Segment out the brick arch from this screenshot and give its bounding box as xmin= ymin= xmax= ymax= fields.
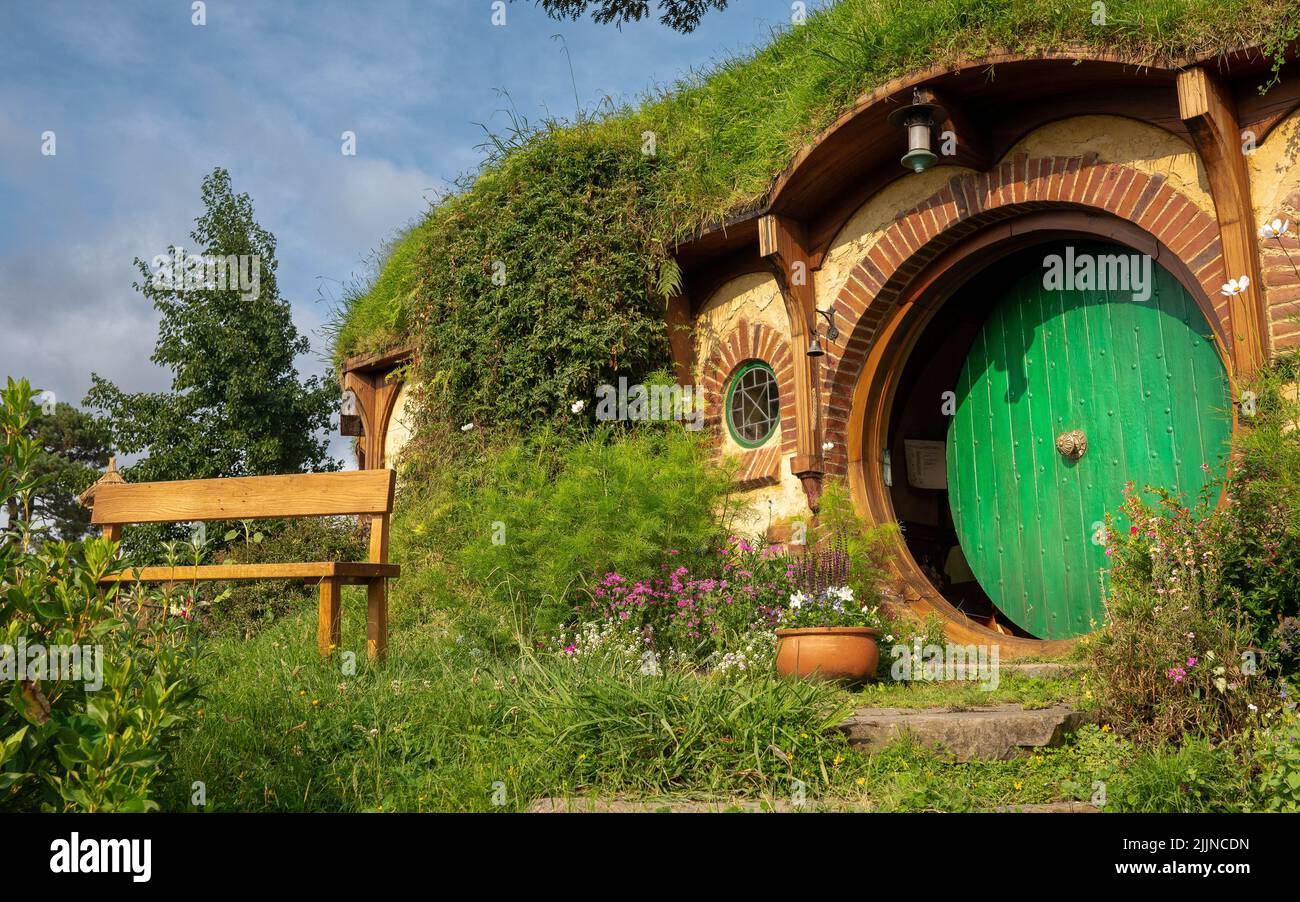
xmin=819 ymin=152 xmax=1231 ymax=478
xmin=699 ymin=320 xmax=797 ymax=486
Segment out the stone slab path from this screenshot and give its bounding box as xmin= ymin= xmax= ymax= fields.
xmin=839 ymin=703 xmax=1091 ymax=761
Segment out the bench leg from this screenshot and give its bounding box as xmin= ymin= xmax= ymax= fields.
xmin=318 ymin=578 xmax=341 ymax=657
xmin=367 ymin=579 xmax=388 ymax=662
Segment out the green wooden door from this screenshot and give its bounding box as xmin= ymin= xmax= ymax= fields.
xmin=946 ymin=241 xmax=1232 ymax=639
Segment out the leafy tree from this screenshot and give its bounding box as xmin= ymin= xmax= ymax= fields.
xmin=86 ymin=168 xmax=337 ymax=485
xmin=16 ymin=401 xmax=110 ymax=541
xmin=524 ymin=0 xmax=729 ymax=32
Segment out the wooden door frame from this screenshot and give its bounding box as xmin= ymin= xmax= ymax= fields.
xmin=847 ymin=209 xmax=1236 ymax=656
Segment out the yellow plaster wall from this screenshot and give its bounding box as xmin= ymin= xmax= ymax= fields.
xmin=382 ymin=381 xmax=416 ymax=468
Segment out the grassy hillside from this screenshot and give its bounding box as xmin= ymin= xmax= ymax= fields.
xmin=332 ymin=0 xmax=1298 ymax=379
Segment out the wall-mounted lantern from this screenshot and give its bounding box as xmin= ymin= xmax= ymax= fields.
xmin=886 ymin=89 xmax=947 ymax=174
xmin=806 ymin=305 xmax=839 ymax=358
xmin=340 ymin=388 xmax=364 ymax=437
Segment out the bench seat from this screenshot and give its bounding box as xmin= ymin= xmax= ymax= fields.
xmin=100 ymin=561 xmax=400 ymax=585
xmin=89 ymin=468 xmax=399 ymax=660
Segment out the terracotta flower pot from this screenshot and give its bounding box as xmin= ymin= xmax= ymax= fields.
xmin=775 ymin=626 xmax=880 ymax=682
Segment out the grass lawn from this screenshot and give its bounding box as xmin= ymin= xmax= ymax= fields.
xmin=158 ymin=591 xmax=1125 ymax=813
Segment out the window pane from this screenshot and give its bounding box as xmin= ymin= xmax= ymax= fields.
xmin=727 ymin=363 xmax=779 ymax=446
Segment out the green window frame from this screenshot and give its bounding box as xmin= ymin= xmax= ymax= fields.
xmin=725 ymin=360 xmax=780 ymax=448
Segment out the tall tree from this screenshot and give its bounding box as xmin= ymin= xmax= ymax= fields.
xmin=86 ymin=168 xmax=337 ymax=485
xmin=29 ymin=401 xmax=111 ymax=540
xmin=524 ymin=0 xmax=729 ymax=32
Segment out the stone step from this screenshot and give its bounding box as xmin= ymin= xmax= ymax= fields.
xmin=528 ymin=797 xmax=797 ymax=813
xmin=922 ymin=661 xmax=1081 ymax=681
xmin=528 ymin=796 xmax=1100 ymax=813
xmin=839 ymin=703 xmax=1091 ymax=761
xmin=992 ymin=801 xmax=1101 ymax=813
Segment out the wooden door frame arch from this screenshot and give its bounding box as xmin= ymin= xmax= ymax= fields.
xmin=846 ymin=209 xmax=1237 ymax=656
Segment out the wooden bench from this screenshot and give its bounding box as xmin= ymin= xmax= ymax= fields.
xmin=90 ymin=469 xmax=398 ymax=661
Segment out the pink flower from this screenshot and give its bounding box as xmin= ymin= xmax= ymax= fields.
xmin=1186 ymin=657 xmax=1197 ymax=668
xmin=1166 ymin=667 xmax=1186 ymax=683
xmin=563 ymin=645 xmax=577 ymax=656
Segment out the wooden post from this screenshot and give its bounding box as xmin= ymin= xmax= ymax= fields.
xmin=101 ymin=524 xmax=121 ymax=543
xmin=318 ymin=578 xmax=341 ymax=657
xmin=1177 ymin=66 xmax=1267 ymax=375
xmin=366 ymin=512 xmax=390 ymax=661
xmin=665 ymin=289 xmax=696 ymax=387
xmin=759 ymin=213 xmax=824 ymax=508
xmin=367 ymin=580 xmax=388 ymax=662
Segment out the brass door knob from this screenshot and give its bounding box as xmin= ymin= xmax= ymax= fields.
xmin=1055 ymin=429 xmax=1087 ymax=461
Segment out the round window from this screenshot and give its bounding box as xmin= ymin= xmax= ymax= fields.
xmin=726 ymin=361 xmax=780 ymax=448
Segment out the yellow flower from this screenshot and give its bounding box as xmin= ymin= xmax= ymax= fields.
xmin=311 ymin=699 xmax=320 ymax=706
xmin=578 ymin=753 xmax=587 ymax=762
xmin=833 ymin=755 xmax=844 ymax=766
xmin=799 ymin=732 xmax=809 ymax=739
xmin=855 ymin=777 xmax=866 ymax=786
xmin=1014 ymin=781 xmax=1023 ymax=790
xmin=1101 ymin=724 xmax=1111 ymax=733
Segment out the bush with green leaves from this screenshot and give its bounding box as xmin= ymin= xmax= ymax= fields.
xmin=1215 ymin=355 xmax=1300 ymax=663
xmin=1249 ymin=694 xmax=1300 ymax=812
xmin=1091 ymin=480 xmax=1273 ymax=742
xmin=176 ymin=517 xmax=364 ymax=640
xmin=1 ymin=378 xmax=200 ymax=811
xmin=396 ymin=424 xmax=733 ymax=637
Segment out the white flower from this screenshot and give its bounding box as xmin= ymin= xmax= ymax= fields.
xmin=571 ymin=399 xmax=585 ymax=414
xmin=789 ymin=591 xmax=810 ymax=610
xmin=1220 ymin=276 xmax=1250 ymax=297
xmin=1259 ymin=218 xmax=1291 ymax=239
xmin=821 ymin=441 xmax=835 ymax=452
xmin=1248 ymin=703 xmax=1259 ymax=713
xmin=460 ymin=422 xmax=475 ymax=432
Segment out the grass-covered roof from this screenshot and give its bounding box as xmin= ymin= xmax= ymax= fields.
xmin=332 ymin=0 xmax=1297 ymax=436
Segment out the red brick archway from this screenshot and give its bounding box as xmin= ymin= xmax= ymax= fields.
xmin=819 ymin=152 xmax=1231 ymax=479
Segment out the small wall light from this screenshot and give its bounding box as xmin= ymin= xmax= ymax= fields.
xmin=886 ymin=89 xmax=947 ymax=174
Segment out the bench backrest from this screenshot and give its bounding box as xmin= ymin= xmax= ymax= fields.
xmin=91 ymin=469 xmax=397 ymax=562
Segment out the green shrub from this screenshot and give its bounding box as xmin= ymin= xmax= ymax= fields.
xmin=1249 ymin=697 xmax=1300 ymax=812
xmin=1092 ymin=480 xmax=1272 ymax=742
xmin=396 ymin=425 xmax=733 ymax=637
xmin=1216 ymin=357 xmax=1300 ymax=663
xmin=1 ymin=378 xmax=200 ymax=811
xmin=201 ymin=517 xmax=366 ymax=640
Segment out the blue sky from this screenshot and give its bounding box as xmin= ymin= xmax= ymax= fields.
xmin=0 ymin=0 xmax=813 ymax=464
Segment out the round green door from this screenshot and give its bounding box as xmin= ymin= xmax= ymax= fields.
xmin=946 ymin=241 xmax=1232 ymax=639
